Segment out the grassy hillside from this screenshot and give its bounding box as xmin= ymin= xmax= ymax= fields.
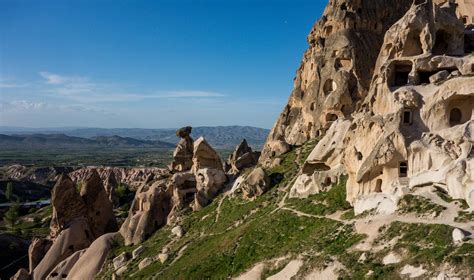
xmin=96 ymin=143 xmax=474 ymax=279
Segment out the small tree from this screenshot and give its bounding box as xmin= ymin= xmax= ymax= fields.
xmin=3 ymin=202 xmax=20 ymax=229
xmin=5 ymin=182 xmax=13 ymax=201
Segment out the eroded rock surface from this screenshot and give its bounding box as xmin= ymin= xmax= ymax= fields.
xmin=261 ymin=0 xmax=474 ymax=210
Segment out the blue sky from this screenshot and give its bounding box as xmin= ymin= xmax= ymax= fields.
xmin=0 ymin=0 xmax=326 ymax=129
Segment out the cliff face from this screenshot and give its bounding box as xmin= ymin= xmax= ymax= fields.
xmin=260 ymin=0 xmax=413 ymax=163
xmin=263 ymin=0 xmax=474 ymax=207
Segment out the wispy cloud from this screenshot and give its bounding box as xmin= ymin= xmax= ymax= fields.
xmin=0 ymin=83 xmax=28 ymax=88
xmin=37 ymin=71 xmax=225 ymax=103
xmin=155 ymin=91 xmax=225 ymax=98
xmin=0 ymin=100 xmax=112 ymax=115
xmin=39 ymin=71 xmax=87 ymax=85
xmin=0 ymin=77 xmax=28 ymax=89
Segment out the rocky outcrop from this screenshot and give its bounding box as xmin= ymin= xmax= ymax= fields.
xmin=79 ymin=170 xmax=118 ymax=238
xmin=192 ymin=137 xmax=224 ymax=172
xmin=28 ymin=238 xmax=52 ymax=273
xmin=28 ymin=172 xmax=118 ymax=279
xmin=260 ymin=0 xmax=414 ymax=165
xmin=120 ymin=136 xmax=229 ymax=244
xmin=49 ymin=175 xmax=87 ymax=239
xmin=33 ymin=218 xmax=93 ymax=280
xmin=120 ymin=179 xmax=172 ymax=245
xmin=194 ymin=168 xmax=227 ymax=210
xmin=11 ymin=268 xmax=29 ymax=280
xmin=46 ymin=249 xmax=86 ymax=279
xmin=64 ymin=232 xmax=120 ymax=279
xmin=170 ymin=126 xmax=194 ymax=172
xmin=224 ymin=139 xmax=260 ymax=175
xmin=4 ymin=165 xmax=73 ymax=186
xmin=264 ymin=0 xmax=474 ymax=210
xmin=69 ymin=166 xmax=169 ymax=192
xmin=102 ymin=169 xmax=119 ymax=206
xmin=233 ymin=167 xmax=271 ymax=199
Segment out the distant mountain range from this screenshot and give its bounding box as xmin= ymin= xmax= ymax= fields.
xmin=0 ymin=126 xmax=270 ymax=149
xmin=0 ymin=134 xmax=175 ymax=149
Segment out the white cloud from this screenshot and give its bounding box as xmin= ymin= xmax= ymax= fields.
xmin=0 ymin=83 xmax=27 ymax=88
xmin=155 ymin=91 xmax=225 ymax=98
xmin=9 ymin=100 xmax=47 ymax=110
xmin=39 ymin=71 xmax=88 ymax=85
xmin=37 ymin=71 xmax=225 ymax=103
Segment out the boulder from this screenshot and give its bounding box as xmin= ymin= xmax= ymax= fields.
xmin=429 ymin=70 xmax=450 ymax=84
xmin=79 ymin=169 xmax=118 ymax=238
xmin=382 ymin=252 xmax=401 ymax=265
xmin=452 ymin=228 xmax=466 ymax=243
xmin=158 ymin=253 xmax=169 ymax=264
xmin=132 ymin=245 xmax=144 ymax=259
xmin=139 ymin=257 xmax=154 ymax=270
xmin=120 ymin=180 xmax=172 ymax=245
xmin=171 ymin=225 xmax=185 ymax=238
xmin=113 ymin=252 xmax=131 ymax=270
xmin=240 ymin=168 xmax=271 ymax=199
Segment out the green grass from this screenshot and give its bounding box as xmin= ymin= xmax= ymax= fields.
xmin=454 ymin=211 xmax=474 ymax=223
xmin=298 ymin=138 xmax=319 ymax=165
xmin=0 ymin=205 xmax=52 ymax=239
xmin=434 ymin=186 xmax=469 ymax=209
xmin=397 ymin=194 xmax=446 ymax=217
xmin=98 ymin=174 xmax=364 ymax=280
xmin=286 ymin=176 xmax=351 ymax=216
xmin=369 ymin=221 xmax=474 ymax=276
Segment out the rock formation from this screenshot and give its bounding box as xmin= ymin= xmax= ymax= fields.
xmin=24 ymin=171 xmax=119 ymax=279
xmin=79 ymin=170 xmax=118 ymax=238
xmin=263 ymin=0 xmax=474 ymax=211
xmin=224 ymin=139 xmax=261 ymax=175
xmin=120 ymin=179 xmax=172 ymax=245
xmin=232 ymin=167 xmax=271 ymax=199
xmin=170 ymin=126 xmax=194 ymax=172
xmin=260 ymin=0 xmax=414 ymax=164
xmin=102 ymin=169 xmax=119 ymax=206
xmin=69 ymin=166 xmax=169 ymax=191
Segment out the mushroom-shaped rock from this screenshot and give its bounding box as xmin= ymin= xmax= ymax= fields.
xmin=79 ymin=169 xmax=118 ymax=238
xmin=120 ymin=180 xmax=172 ymax=245
xmin=171 ymin=126 xmax=194 ymax=172
xmin=240 ymin=167 xmax=271 ymax=199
